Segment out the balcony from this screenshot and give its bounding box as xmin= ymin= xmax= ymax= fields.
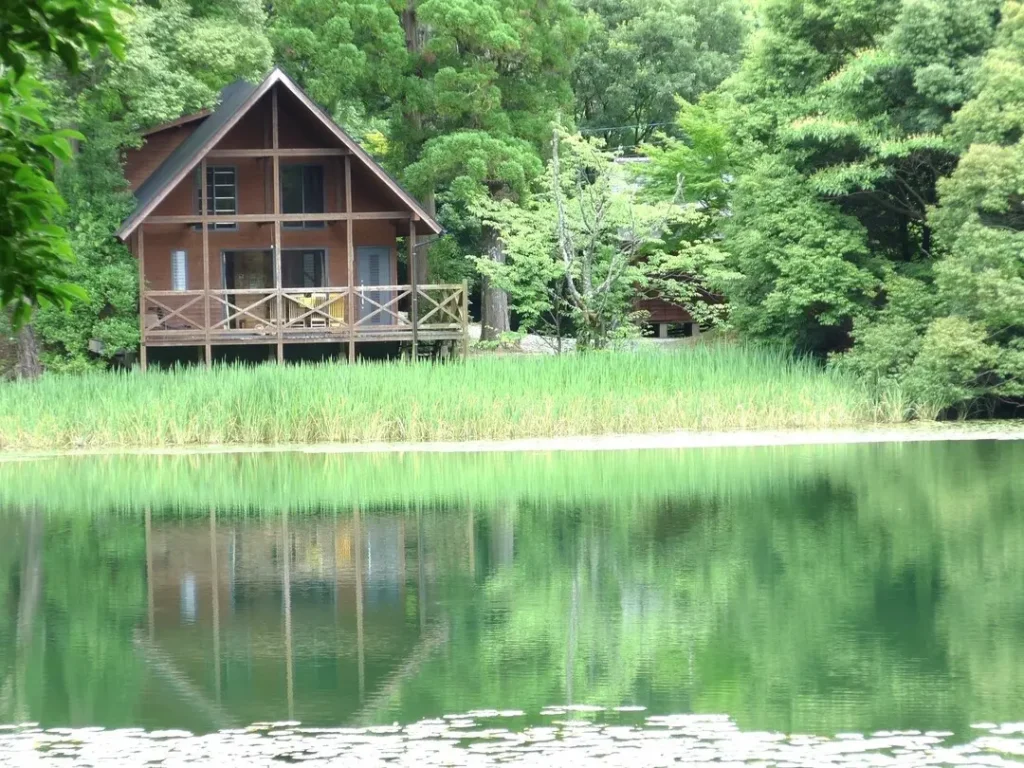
xmin=142 ymin=283 xmax=469 ymax=348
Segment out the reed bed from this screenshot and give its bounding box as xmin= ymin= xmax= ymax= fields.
xmin=0 ymin=345 xmax=903 ymax=451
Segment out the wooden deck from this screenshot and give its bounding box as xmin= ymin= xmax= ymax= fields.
xmin=142 ymin=282 xmax=469 ymax=350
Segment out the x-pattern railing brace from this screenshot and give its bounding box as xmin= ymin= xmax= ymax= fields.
xmin=209 ymin=293 xmax=277 ymax=330
xmin=354 ymin=288 xmax=412 ymax=327
xmin=416 ymin=288 xmax=462 ymax=327
xmin=144 ymin=294 xmax=204 ymax=331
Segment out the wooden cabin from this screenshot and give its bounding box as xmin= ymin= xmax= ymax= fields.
xmin=118 ymin=68 xmax=467 ymax=369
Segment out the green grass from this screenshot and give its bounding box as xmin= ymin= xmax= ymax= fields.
xmin=0 ymin=344 xmax=904 ymax=452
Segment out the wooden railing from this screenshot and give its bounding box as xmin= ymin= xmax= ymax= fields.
xmin=415 ymin=285 xmax=464 ymax=329
xmin=142 ymin=284 xmax=467 ymax=341
xmin=353 ymin=285 xmax=411 ymax=328
xmin=209 ymin=289 xmax=278 ymax=333
xmin=281 ymin=288 xmax=349 ymax=331
xmin=143 ymin=290 xmax=205 ymax=334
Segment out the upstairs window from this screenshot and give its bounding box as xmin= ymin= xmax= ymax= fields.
xmin=195 ymin=165 xmax=237 ymax=230
xmin=282 ymin=164 xmax=325 ymax=229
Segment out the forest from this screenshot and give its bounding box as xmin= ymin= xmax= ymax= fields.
xmin=1 ymin=0 xmax=1023 ymax=418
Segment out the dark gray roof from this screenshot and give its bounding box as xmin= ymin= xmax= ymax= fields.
xmin=123 ymin=79 xmax=259 ymax=235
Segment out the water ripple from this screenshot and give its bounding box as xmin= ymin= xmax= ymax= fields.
xmin=2 ymin=715 xmax=1023 ymax=767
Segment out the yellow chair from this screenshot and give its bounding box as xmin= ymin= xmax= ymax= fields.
xmin=307 ymin=292 xmax=328 ymax=328
xmin=328 ymin=293 xmax=345 ymax=326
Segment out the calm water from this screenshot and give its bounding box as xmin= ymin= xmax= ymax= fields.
xmin=1 ymin=440 xmax=1023 ymax=765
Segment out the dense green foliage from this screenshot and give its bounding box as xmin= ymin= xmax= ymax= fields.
xmin=841 ymin=0 xmax=1024 ymax=415
xmin=712 ymin=0 xmax=996 ymax=352
xmin=0 ymin=0 xmax=124 ymax=329
xmin=4 ymin=0 xmax=1023 ymax=419
xmin=573 ymin=0 xmax=747 ymax=148
xmin=0 ymin=346 xmax=898 ymax=450
xmin=682 ymin=0 xmax=1024 ymax=416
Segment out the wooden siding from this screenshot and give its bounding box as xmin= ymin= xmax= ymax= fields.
xmin=124 ymin=122 xmax=201 ymax=192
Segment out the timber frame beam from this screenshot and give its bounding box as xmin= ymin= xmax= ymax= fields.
xmin=346 ymin=154 xmax=355 ymax=362
xmin=144 ymin=212 xmax=415 ymax=225
xmin=205 ymin=148 xmax=347 ymax=159
xmin=273 ymin=86 xmax=284 ymax=363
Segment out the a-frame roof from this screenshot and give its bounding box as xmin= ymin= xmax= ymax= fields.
xmin=116 ymin=68 xmax=442 ymax=239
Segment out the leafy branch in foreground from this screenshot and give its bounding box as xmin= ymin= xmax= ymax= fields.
xmin=0 ymin=75 xmax=86 ymax=329
xmin=0 ymin=0 xmax=126 ymax=331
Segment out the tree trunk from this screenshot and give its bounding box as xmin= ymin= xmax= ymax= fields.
xmin=480 ymin=226 xmax=510 ymax=341
xmin=404 ymin=1 xmax=433 ymax=289
xmin=15 ymin=325 xmax=42 ymax=379
xmin=415 ymin=191 xmax=434 ymax=287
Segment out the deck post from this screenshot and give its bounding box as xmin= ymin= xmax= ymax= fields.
xmin=409 ymin=220 xmax=418 ymax=361
xmin=461 ymin=278 xmax=470 ymax=360
xmin=201 ymin=159 xmax=212 ymax=367
xmin=274 ymin=221 xmax=283 ymax=363
xmin=345 ymin=155 xmax=355 ymax=363
xmin=273 ymin=86 xmax=284 ymax=364
xmin=137 ymin=227 xmax=147 ymax=372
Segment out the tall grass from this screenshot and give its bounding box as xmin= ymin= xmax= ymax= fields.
xmin=0 ymin=345 xmax=902 ymax=451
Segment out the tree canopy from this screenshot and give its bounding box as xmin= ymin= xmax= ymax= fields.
xmin=573 ymin=0 xmax=748 ymax=148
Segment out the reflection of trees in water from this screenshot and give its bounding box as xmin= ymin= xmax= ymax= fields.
xmin=397 ymin=442 xmax=1024 ymax=735
xmin=0 ymin=441 xmax=1023 ymax=734
xmin=0 ymin=514 xmax=145 ymax=727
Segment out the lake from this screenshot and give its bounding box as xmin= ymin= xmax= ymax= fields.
xmin=1 ymin=440 xmax=1023 ymax=766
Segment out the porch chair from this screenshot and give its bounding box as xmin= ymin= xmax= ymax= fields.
xmin=307 ymin=292 xmax=328 ymax=328
xmin=327 ymin=293 xmax=345 ymax=327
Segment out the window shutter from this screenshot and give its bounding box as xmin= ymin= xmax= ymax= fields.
xmin=368 ymin=252 xmax=381 ymax=284
xmin=171 ymin=250 xmax=188 ymax=291
xmin=369 ymin=252 xmax=383 ymax=324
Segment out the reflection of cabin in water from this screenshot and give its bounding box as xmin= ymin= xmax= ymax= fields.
xmin=119 ymin=68 xmax=468 ymax=368
xmin=140 ymin=511 xmax=470 ymax=729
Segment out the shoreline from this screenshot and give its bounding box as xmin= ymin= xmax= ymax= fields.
xmin=2 ymin=422 xmax=1023 ymax=462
